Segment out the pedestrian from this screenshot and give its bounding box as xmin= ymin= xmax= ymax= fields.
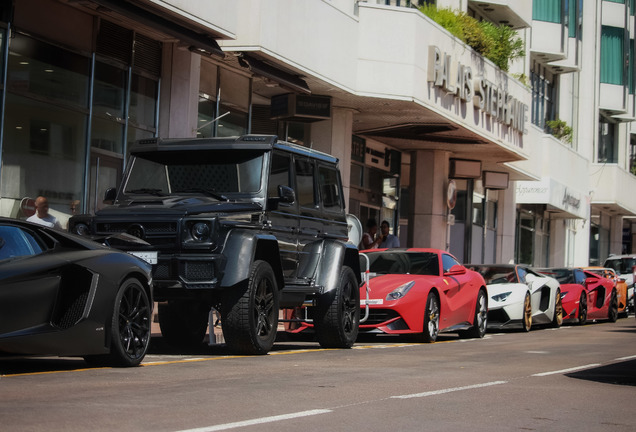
xmin=26 ymin=196 xmax=63 ymax=229
xmin=378 ymin=220 xmax=400 ymax=248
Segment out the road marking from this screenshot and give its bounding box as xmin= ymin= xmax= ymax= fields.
xmin=615 ymin=354 xmax=636 ymax=361
xmin=175 ymin=409 xmax=332 ymax=432
xmin=532 ymin=364 xmax=601 ymax=377
xmin=391 ymin=380 xmax=508 ymax=399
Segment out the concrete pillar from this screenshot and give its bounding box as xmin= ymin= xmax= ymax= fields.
xmin=496 ymin=185 xmax=517 ymax=264
xmin=159 ymin=44 xmax=201 ymax=138
xmin=408 ymin=150 xmax=449 ymax=249
xmin=609 ymin=215 xmax=624 ymax=255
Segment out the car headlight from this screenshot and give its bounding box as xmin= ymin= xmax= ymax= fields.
xmin=72 ymin=223 xmax=90 ymax=236
xmin=492 ymin=291 xmax=512 ymax=302
xmin=190 ymin=222 xmax=211 ymax=242
xmin=386 ymin=281 xmax=415 ymax=301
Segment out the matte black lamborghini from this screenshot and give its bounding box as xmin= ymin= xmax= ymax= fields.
xmin=0 ymin=217 xmax=153 ymax=367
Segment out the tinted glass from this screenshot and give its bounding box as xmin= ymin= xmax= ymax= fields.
xmin=295 ymin=159 xmax=316 ymax=208
xmin=364 ymin=252 xmax=439 ymax=276
xmin=472 ymin=266 xmax=518 ymax=284
xmin=0 ymin=225 xmax=45 ymax=260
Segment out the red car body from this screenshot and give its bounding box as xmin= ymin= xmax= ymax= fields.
xmin=358 ymin=248 xmax=488 ymax=342
xmin=537 ymin=267 xmax=618 ymax=324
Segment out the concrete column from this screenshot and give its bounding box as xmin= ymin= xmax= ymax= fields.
xmin=496 ymin=184 xmax=517 ymax=264
xmin=408 ymin=150 xmax=449 ymax=249
xmin=159 ymin=44 xmax=201 ymax=138
xmin=609 ymin=215 xmax=624 ymax=255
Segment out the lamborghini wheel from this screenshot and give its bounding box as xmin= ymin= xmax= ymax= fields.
xmin=551 ymin=290 xmax=563 ymax=328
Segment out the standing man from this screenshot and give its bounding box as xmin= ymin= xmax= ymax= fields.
xmin=379 ymin=220 xmax=400 ymax=248
xmin=27 ymin=196 xmax=63 ymax=230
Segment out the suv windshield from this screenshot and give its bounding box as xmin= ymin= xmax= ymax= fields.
xmin=123 ymin=150 xmax=265 ymax=197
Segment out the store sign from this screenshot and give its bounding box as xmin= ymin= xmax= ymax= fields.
xmin=428 ymin=46 xmax=528 ymax=134
xmin=516 ymin=178 xmax=587 ymax=219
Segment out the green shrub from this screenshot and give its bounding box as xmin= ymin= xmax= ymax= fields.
xmin=546 ymin=119 xmax=573 ymax=143
xmin=420 ymin=5 xmax=525 ymax=71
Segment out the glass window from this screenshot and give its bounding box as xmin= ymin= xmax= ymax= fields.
xmin=93 ymin=61 xmax=126 ymax=120
xmin=268 ymin=152 xmax=291 ymax=198
xmin=1 ymin=93 xmax=86 ymax=217
xmin=598 ymin=118 xmax=617 ymax=163
xmin=441 ymin=253 xmax=460 ymax=273
xmin=0 ymin=225 xmax=45 ymax=260
xmin=631 ymin=39 xmax=635 ymax=95
xmin=128 ymin=72 xmax=158 ymax=129
xmin=295 ymin=159 xmax=316 ymax=208
xmin=7 ymin=33 xmax=90 ymax=108
xmin=318 ymin=164 xmax=342 ymax=212
xmin=197 ymin=95 xmax=216 ymax=138
xmin=533 ymin=0 xmax=562 ymax=23
xmin=91 ymin=117 xmax=124 ymax=153
xmin=600 ymin=26 xmax=625 ymax=85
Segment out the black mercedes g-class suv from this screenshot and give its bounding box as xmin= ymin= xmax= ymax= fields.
xmin=69 ymin=135 xmax=361 ymax=354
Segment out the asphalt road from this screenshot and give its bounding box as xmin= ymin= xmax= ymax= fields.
xmin=1 ymin=317 xmax=635 ymax=432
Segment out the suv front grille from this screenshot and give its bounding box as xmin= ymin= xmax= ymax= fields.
xmin=182 ymin=261 xmax=215 ymax=281
xmin=96 ymin=221 xmax=178 ymax=234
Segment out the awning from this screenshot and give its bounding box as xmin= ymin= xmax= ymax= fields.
xmin=91 ymin=0 xmax=224 ymax=58
xmin=238 ymin=54 xmax=311 ymax=94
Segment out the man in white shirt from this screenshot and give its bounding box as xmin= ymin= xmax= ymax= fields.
xmin=26 ymin=196 xmax=63 ymax=230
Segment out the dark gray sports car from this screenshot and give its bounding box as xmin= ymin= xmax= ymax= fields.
xmin=0 ymin=217 xmax=153 ymax=367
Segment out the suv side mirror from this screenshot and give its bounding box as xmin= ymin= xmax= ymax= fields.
xmin=103 ymin=187 xmax=117 ymax=204
xmin=278 ymin=185 xmax=296 ymax=204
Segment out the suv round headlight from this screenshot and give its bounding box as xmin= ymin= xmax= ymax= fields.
xmin=191 ymin=222 xmax=211 ymax=242
xmin=73 ymin=223 xmax=90 ymax=236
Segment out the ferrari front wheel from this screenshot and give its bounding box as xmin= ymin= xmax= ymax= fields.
xmin=460 ymin=289 xmax=487 ymax=339
xmin=420 ymin=292 xmax=440 ymax=343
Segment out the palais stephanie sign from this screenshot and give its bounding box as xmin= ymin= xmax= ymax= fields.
xmin=428 ymin=46 xmax=528 ymax=135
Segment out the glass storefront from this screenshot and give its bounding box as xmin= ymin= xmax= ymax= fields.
xmin=0 ymin=16 xmax=161 ymax=223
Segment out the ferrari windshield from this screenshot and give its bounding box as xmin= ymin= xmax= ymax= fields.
xmin=122 ymin=149 xmax=265 ymax=197
xmin=363 ymin=251 xmax=440 ymax=276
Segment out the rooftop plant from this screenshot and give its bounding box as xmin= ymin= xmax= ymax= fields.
xmin=419 ymin=5 xmax=525 ymax=72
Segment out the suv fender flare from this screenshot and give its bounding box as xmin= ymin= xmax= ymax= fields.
xmin=219 ymin=229 xmax=284 ymax=289
xmin=314 ymin=240 xmax=361 ymax=294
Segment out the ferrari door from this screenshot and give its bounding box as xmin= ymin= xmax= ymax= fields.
xmin=440 ymin=253 xmax=473 ymax=325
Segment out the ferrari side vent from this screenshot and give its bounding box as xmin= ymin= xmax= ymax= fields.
xmin=52 ymin=266 xmax=93 ymax=330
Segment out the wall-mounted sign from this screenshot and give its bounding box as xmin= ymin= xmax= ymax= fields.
xmin=483 ymin=171 xmax=509 ymax=190
xmin=428 ymin=45 xmax=528 ymax=134
xmin=516 ymin=177 xmax=587 ymax=219
xmin=450 ymin=159 xmax=482 ymax=179
xmin=271 ymin=94 xmax=331 ymax=121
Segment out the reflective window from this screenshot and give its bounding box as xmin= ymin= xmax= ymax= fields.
xmin=129 ymin=72 xmax=158 ymax=129
xmin=0 ymin=225 xmax=45 ymax=260
xmin=318 ymin=164 xmax=342 ymax=212
xmin=295 ymin=159 xmax=317 ymax=208
xmin=7 ymin=33 xmax=90 ymax=108
xmin=442 ymin=253 xmax=460 ymax=273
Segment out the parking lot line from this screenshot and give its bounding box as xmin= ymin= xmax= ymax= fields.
xmin=175 ymin=409 xmax=332 ymax=432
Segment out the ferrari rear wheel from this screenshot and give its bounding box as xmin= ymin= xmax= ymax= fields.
xmin=522 ymin=292 xmax=532 ymax=332
xmin=608 ymin=290 xmax=618 ymax=323
xmin=551 ymin=290 xmax=563 ymax=328
xmin=460 ymin=289 xmax=487 ymax=339
xmin=85 ymin=278 xmax=152 ymax=367
xmin=577 ymin=292 xmax=587 ymax=325
xmin=421 ymin=292 xmax=440 ymax=343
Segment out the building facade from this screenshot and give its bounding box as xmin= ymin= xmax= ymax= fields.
xmin=0 ymin=0 xmax=634 ymax=267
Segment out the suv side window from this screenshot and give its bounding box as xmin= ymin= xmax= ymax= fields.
xmin=318 ymin=163 xmax=343 ymax=212
xmin=268 ymin=151 xmax=291 ymax=199
xmin=295 ymin=158 xmax=317 ymax=208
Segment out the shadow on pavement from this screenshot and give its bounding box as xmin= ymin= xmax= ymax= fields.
xmin=566 ymin=359 xmax=636 ymax=387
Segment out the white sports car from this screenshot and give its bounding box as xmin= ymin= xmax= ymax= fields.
xmin=469 ymin=264 xmax=563 ymax=331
